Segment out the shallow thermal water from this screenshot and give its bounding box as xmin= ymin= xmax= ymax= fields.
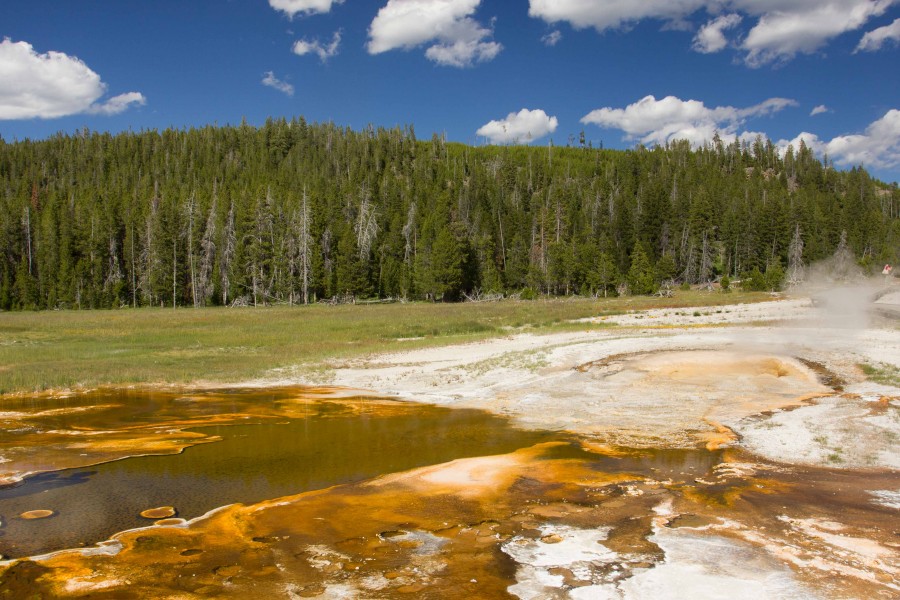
xmin=0 ymin=384 xmax=897 ymax=598
xmin=0 ymin=389 xmax=555 ymax=557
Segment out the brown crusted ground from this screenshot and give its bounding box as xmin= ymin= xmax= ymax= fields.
xmin=1 ymin=440 xmax=897 ymax=599
xmin=1 ymin=347 xmax=897 ymax=599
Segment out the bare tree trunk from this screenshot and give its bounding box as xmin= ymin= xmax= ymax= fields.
xmin=682 ymin=240 xmax=696 ymax=284
xmin=699 ymin=232 xmax=712 ymax=284
xmin=221 ymin=200 xmax=235 ymax=306
xmin=172 ymin=233 xmax=177 ymax=309
xmin=299 ymin=189 xmax=311 ymax=305
xmin=105 ymin=236 xmax=123 ymax=296
xmin=141 ymin=210 xmax=154 ymax=306
xmin=89 ymin=215 xmax=95 ymax=283
xmin=355 ymin=186 xmax=379 ymax=259
xmin=187 ymin=195 xmax=197 ymax=307
xmin=787 ymin=224 xmax=805 ymax=287
xmin=497 ymin=206 xmax=506 ymax=271
xmin=131 ymin=222 xmax=136 ymax=307
xmin=198 ymin=195 xmax=217 ymax=306
xmin=287 ymin=218 xmax=296 ymax=306
xmin=402 ymin=202 xmax=417 ymax=265
xmin=23 ymin=206 xmax=32 ymax=275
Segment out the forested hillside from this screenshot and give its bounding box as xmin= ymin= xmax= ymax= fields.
xmin=1 ymin=118 xmax=897 ymax=309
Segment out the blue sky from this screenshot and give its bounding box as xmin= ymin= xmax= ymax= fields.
xmin=2 ymin=0 xmax=899 ymax=182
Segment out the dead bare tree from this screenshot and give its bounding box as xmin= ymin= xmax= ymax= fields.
xmin=830 ymin=230 xmax=856 ymax=281
xmin=130 ymin=220 xmax=137 ymax=307
xmin=787 ymin=224 xmax=805 ymax=287
xmin=681 ymin=239 xmax=696 ymax=284
xmin=139 ymin=187 xmax=160 ymax=305
xmin=678 ymin=224 xmax=690 ymax=272
xmin=298 ymin=188 xmax=312 ymax=304
xmin=321 ymin=227 xmax=333 ymax=292
xmin=22 ymin=205 xmax=32 ymax=275
xmin=699 ymin=231 xmax=713 ymax=285
xmin=197 ymin=194 xmax=217 ymax=305
xmin=186 ymin=194 xmax=197 ymax=307
xmin=402 ymin=201 xmax=417 ymax=265
xmin=104 ymin=235 xmax=123 ymax=295
xmin=355 ymin=187 xmax=379 ymax=260
xmin=220 ymin=200 xmax=235 ymax=307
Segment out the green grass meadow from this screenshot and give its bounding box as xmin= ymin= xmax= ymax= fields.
xmin=0 ymin=291 xmax=771 ymax=395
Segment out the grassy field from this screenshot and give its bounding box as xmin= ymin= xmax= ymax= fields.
xmin=858 ymin=362 xmax=900 ymax=387
xmin=0 ymin=291 xmax=772 ymax=395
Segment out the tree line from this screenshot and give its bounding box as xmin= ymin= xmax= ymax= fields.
xmin=0 ymin=118 xmax=897 ymax=309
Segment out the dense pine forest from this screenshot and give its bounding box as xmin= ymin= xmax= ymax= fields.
xmin=0 ymin=118 xmax=897 ymax=310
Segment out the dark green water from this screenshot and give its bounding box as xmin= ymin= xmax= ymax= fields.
xmin=0 ymin=387 xmax=727 ymax=560
xmin=0 ymin=400 xmax=553 ymax=558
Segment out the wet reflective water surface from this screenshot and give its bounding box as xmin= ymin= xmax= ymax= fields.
xmin=0 ymin=387 xmax=555 ymax=557
xmin=0 ymin=386 xmax=897 ymax=599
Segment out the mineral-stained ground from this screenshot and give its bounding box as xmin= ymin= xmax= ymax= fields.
xmin=1 ymin=295 xmax=898 ymax=598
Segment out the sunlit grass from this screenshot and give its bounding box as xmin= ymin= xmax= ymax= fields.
xmin=0 ymin=291 xmax=772 ymax=394
xmin=858 ymin=361 xmax=900 ymax=387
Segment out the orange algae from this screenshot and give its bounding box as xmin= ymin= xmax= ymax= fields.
xmin=1 ymin=441 xmax=897 ymax=599
xmin=19 ymin=510 xmax=54 ymax=520
xmin=0 ymin=385 xmax=405 ymax=486
xmin=0 ymin=444 xmax=640 ymax=598
xmin=700 ymin=420 xmax=739 ymax=450
xmin=1 ymin=369 xmax=896 ymax=599
xmin=140 ymin=507 xmax=176 ymax=519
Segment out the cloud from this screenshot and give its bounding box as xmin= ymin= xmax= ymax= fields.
xmin=527 ymin=1 xmax=896 ymax=66
xmin=580 ymin=94 xmax=796 ymax=147
xmin=692 ymin=14 xmax=742 ymax=53
xmin=855 ymin=17 xmax=900 ymax=52
xmin=367 ymin=0 xmax=501 ymax=67
xmin=0 ymin=38 xmax=144 ymax=120
xmin=528 ymin=0 xmax=704 ymax=32
xmin=88 ymin=92 xmax=146 ymax=115
xmin=583 ymin=94 xmax=900 ymax=172
xmin=810 ymin=104 xmax=830 ymax=116
xmin=477 ymin=108 xmax=558 ymax=144
xmin=269 ymin=0 xmax=343 ymax=18
xmin=778 ymin=109 xmax=900 ymax=170
xmin=541 ymin=30 xmax=562 ymax=46
xmin=293 ymin=30 xmax=342 ymax=61
xmin=741 ymin=1 xmax=895 ymax=67
xmin=261 ymin=72 xmax=295 ymax=96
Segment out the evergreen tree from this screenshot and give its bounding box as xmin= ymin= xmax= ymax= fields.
xmin=430 ymin=227 xmax=464 ymax=301
xmin=587 ymin=250 xmax=619 ymax=297
xmin=627 ymin=243 xmax=657 ymax=295
xmin=0 ymin=120 xmax=894 ymax=309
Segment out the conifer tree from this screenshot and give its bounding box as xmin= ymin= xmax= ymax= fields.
xmin=627 ymin=243 xmax=657 ymax=295
xmin=0 ymin=121 xmax=894 ymax=309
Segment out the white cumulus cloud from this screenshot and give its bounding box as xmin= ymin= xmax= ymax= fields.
xmin=0 ymin=38 xmax=145 ymax=120
xmin=477 ymin=108 xmax=558 ymax=145
xmin=269 ymin=0 xmax=343 ymax=18
xmin=541 ymin=30 xmax=562 ymax=46
xmin=855 ymin=17 xmax=900 ymax=52
xmin=810 ymin=104 xmax=830 ymax=116
xmin=293 ymin=30 xmax=342 ymax=62
xmin=580 ymin=94 xmax=796 ymax=147
xmin=778 ymin=109 xmax=900 ymax=170
xmin=367 ymin=0 xmax=501 ymax=67
xmin=528 ymin=0 xmax=704 ymax=32
xmin=741 ymin=0 xmax=895 ymax=67
xmin=692 ymin=14 xmax=742 ymax=53
xmin=528 ymin=0 xmax=897 ymax=66
xmin=88 ymin=92 xmax=146 ymax=116
xmin=261 ymin=72 xmax=295 ymax=96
